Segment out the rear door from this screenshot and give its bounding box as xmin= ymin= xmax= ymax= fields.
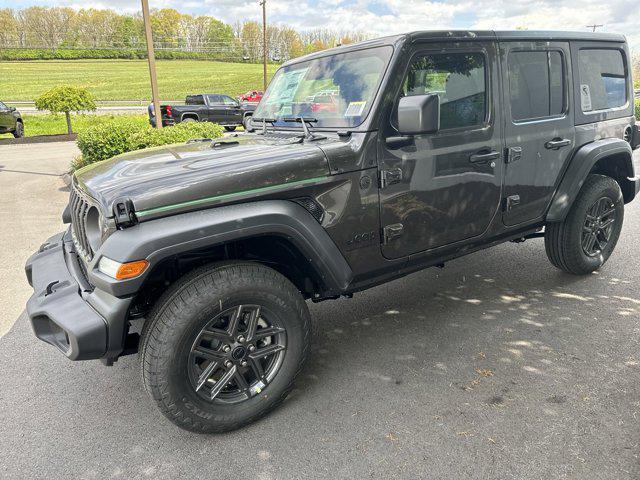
xmin=378 ymin=41 xmax=504 ymax=259
xmin=205 ymin=95 xmax=228 ymax=123
xmin=500 ymin=41 xmax=575 ymax=226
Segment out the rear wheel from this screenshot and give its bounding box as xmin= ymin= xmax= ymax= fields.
xmin=139 ymin=262 xmax=313 ymax=433
xmin=181 ymin=117 xmax=196 ymax=123
xmin=545 ymin=174 xmax=624 ymax=275
xmin=12 ymin=121 xmax=23 ymax=138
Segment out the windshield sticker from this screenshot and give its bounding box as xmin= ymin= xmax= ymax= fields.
xmin=270 ymin=67 xmax=308 ymax=105
xmin=344 ymin=101 xmax=367 ymax=117
xmin=580 ymin=84 xmax=592 ymax=111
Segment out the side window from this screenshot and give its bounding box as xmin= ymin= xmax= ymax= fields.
xmin=508 ymin=50 xmax=565 ymax=121
xmin=186 ymin=95 xmax=205 ymax=105
xmin=221 ymin=96 xmax=237 ymax=105
xmin=0 ymin=102 xmax=6 ymax=110
xmin=578 ymin=49 xmax=627 ymax=112
xmin=401 ymin=52 xmax=486 ymax=130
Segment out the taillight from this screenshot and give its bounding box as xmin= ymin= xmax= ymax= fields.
xmin=166 ymin=105 xmax=172 ymax=117
xmin=310 ymin=103 xmax=320 ymax=113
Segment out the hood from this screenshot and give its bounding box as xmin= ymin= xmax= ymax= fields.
xmin=75 ymin=133 xmax=331 ymax=220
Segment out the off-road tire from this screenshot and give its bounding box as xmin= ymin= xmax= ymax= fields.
xmin=545 ymin=174 xmax=624 ymax=275
xmin=12 ymin=121 xmax=23 ymax=138
xmin=139 ymin=262 xmax=313 ymax=433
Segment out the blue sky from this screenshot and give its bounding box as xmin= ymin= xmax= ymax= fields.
xmin=3 ymin=0 xmax=638 ymax=47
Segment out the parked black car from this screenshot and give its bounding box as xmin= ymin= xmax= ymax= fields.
xmin=151 ymin=94 xmax=257 ymax=131
xmin=0 ymin=102 xmax=23 ymax=138
xmin=26 ymin=31 xmax=640 ymax=433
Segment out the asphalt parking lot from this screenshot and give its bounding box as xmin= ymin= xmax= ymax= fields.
xmin=1 ymin=143 xmax=639 ymax=479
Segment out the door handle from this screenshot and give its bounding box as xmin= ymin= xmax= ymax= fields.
xmin=469 ymin=150 xmax=500 ymax=164
xmin=545 ymin=138 xmax=571 ymax=150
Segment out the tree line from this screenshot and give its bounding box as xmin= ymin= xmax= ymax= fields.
xmin=0 ymin=7 xmax=369 ymax=62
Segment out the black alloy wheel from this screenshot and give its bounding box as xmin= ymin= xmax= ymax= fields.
xmin=188 ymin=304 xmax=287 ymax=403
xmin=581 ymin=196 xmax=617 ymax=257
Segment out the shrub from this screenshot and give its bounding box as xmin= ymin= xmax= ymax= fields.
xmin=635 ymin=98 xmax=639 ymax=121
xmin=75 ymin=117 xmax=224 ymax=169
xmin=130 ymin=122 xmax=225 ymax=150
xmin=35 ymin=86 xmax=96 ymax=134
xmin=0 ymin=48 xmax=243 ymax=62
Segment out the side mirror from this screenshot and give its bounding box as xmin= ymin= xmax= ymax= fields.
xmin=397 ymin=94 xmax=440 ymax=135
xmin=9 ymin=106 xmax=16 ymax=112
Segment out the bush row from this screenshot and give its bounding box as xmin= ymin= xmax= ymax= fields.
xmin=75 ymin=117 xmax=225 ymax=170
xmin=635 ymin=98 xmax=640 ymax=121
xmin=0 ymin=48 xmax=243 ymax=62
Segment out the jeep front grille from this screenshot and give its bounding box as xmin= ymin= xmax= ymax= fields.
xmin=69 ymin=186 xmax=94 ymax=262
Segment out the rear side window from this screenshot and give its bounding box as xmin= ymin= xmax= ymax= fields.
xmin=508 ymin=50 xmax=565 ymax=121
xmin=578 ymin=49 xmax=627 ymax=112
xmin=186 ymin=95 xmax=205 ymax=105
xmin=402 ymin=52 xmax=486 ymax=130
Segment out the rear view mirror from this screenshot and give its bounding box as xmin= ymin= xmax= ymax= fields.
xmin=397 ymin=94 xmax=440 ymax=135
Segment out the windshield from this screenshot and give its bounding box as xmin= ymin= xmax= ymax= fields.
xmin=254 ymin=46 xmax=393 ymax=129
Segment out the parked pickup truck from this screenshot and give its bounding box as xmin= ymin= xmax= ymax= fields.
xmin=151 ymin=94 xmax=257 ymax=131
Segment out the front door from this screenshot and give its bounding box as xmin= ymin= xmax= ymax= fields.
xmin=500 ymin=41 xmax=575 ymax=226
xmin=205 ymin=95 xmax=227 ymax=123
xmin=0 ymin=102 xmax=11 ymax=131
xmin=378 ymin=42 xmax=504 ymax=259
xmin=221 ymin=95 xmax=243 ymax=124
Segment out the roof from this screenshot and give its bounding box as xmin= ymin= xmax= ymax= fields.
xmin=282 ymin=30 xmax=626 ymax=67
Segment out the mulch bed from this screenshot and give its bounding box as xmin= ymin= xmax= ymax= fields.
xmin=0 ymin=134 xmax=77 ymax=145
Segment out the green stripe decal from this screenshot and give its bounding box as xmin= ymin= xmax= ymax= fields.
xmin=136 ymin=176 xmax=329 ymax=217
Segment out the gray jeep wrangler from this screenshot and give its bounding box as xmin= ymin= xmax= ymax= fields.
xmin=25 ymin=30 xmax=639 ymax=432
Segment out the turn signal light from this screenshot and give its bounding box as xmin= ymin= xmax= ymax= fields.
xmin=116 ymin=260 xmax=149 ymax=280
xmin=99 ymin=257 xmax=149 ymax=280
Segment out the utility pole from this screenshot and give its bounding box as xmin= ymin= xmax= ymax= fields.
xmin=260 ymin=0 xmax=268 ymax=91
xmin=586 ymin=24 xmax=603 ymax=32
xmin=141 ymin=0 xmax=162 ymax=129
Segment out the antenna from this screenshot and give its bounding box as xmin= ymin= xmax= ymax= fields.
xmin=586 ymin=24 xmax=603 ymax=32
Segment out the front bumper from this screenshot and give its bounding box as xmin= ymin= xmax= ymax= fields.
xmin=25 ymin=232 xmax=132 ymax=361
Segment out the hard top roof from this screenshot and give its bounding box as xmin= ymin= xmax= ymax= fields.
xmin=282 ymin=30 xmax=626 ymax=66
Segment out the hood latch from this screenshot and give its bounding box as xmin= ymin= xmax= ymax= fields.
xmin=113 ymin=198 xmax=138 ymax=228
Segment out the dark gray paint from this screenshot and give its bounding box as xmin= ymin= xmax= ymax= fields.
xmin=75 ymin=134 xmax=331 ymax=218
xmin=24 ymin=30 xmax=640 ymax=361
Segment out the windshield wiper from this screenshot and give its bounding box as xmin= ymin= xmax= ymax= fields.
xmin=282 ymin=117 xmax=325 ymax=140
xmin=251 ymin=117 xmax=276 ymax=135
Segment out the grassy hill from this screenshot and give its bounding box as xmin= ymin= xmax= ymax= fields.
xmin=0 ymin=59 xmax=278 ymax=101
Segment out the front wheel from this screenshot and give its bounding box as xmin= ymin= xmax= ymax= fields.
xmin=224 ymin=126 xmax=237 ymax=132
xmin=545 ymin=174 xmax=624 ymax=275
xmin=139 ymin=263 xmax=313 ymax=433
xmin=12 ymin=121 xmax=24 ymax=138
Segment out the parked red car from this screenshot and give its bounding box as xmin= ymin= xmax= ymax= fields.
xmin=310 ymin=92 xmax=339 ymax=114
xmin=238 ymin=90 xmax=263 ymax=103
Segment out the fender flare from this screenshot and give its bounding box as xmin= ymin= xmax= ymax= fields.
xmin=546 ymin=138 xmax=636 ymax=222
xmin=180 ymin=112 xmax=200 ymax=121
xmin=89 ymin=200 xmax=353 ymax=298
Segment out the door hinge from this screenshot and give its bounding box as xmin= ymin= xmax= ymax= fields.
xmin=379 ymin=168 xmax=403 ymax=188
xmin=503 ymin=195 xmax=521 ymax=212
xmin=382 ymin=223 xmax=404 ymax=244
xmin=506 ymin=146 xmax=522 ymax=164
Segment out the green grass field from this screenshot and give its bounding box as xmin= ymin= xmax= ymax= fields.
xmin=0 ymin=59 xmax=277 ymax=101
xmin=0 ymin=113 xmax=147 ymax=137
